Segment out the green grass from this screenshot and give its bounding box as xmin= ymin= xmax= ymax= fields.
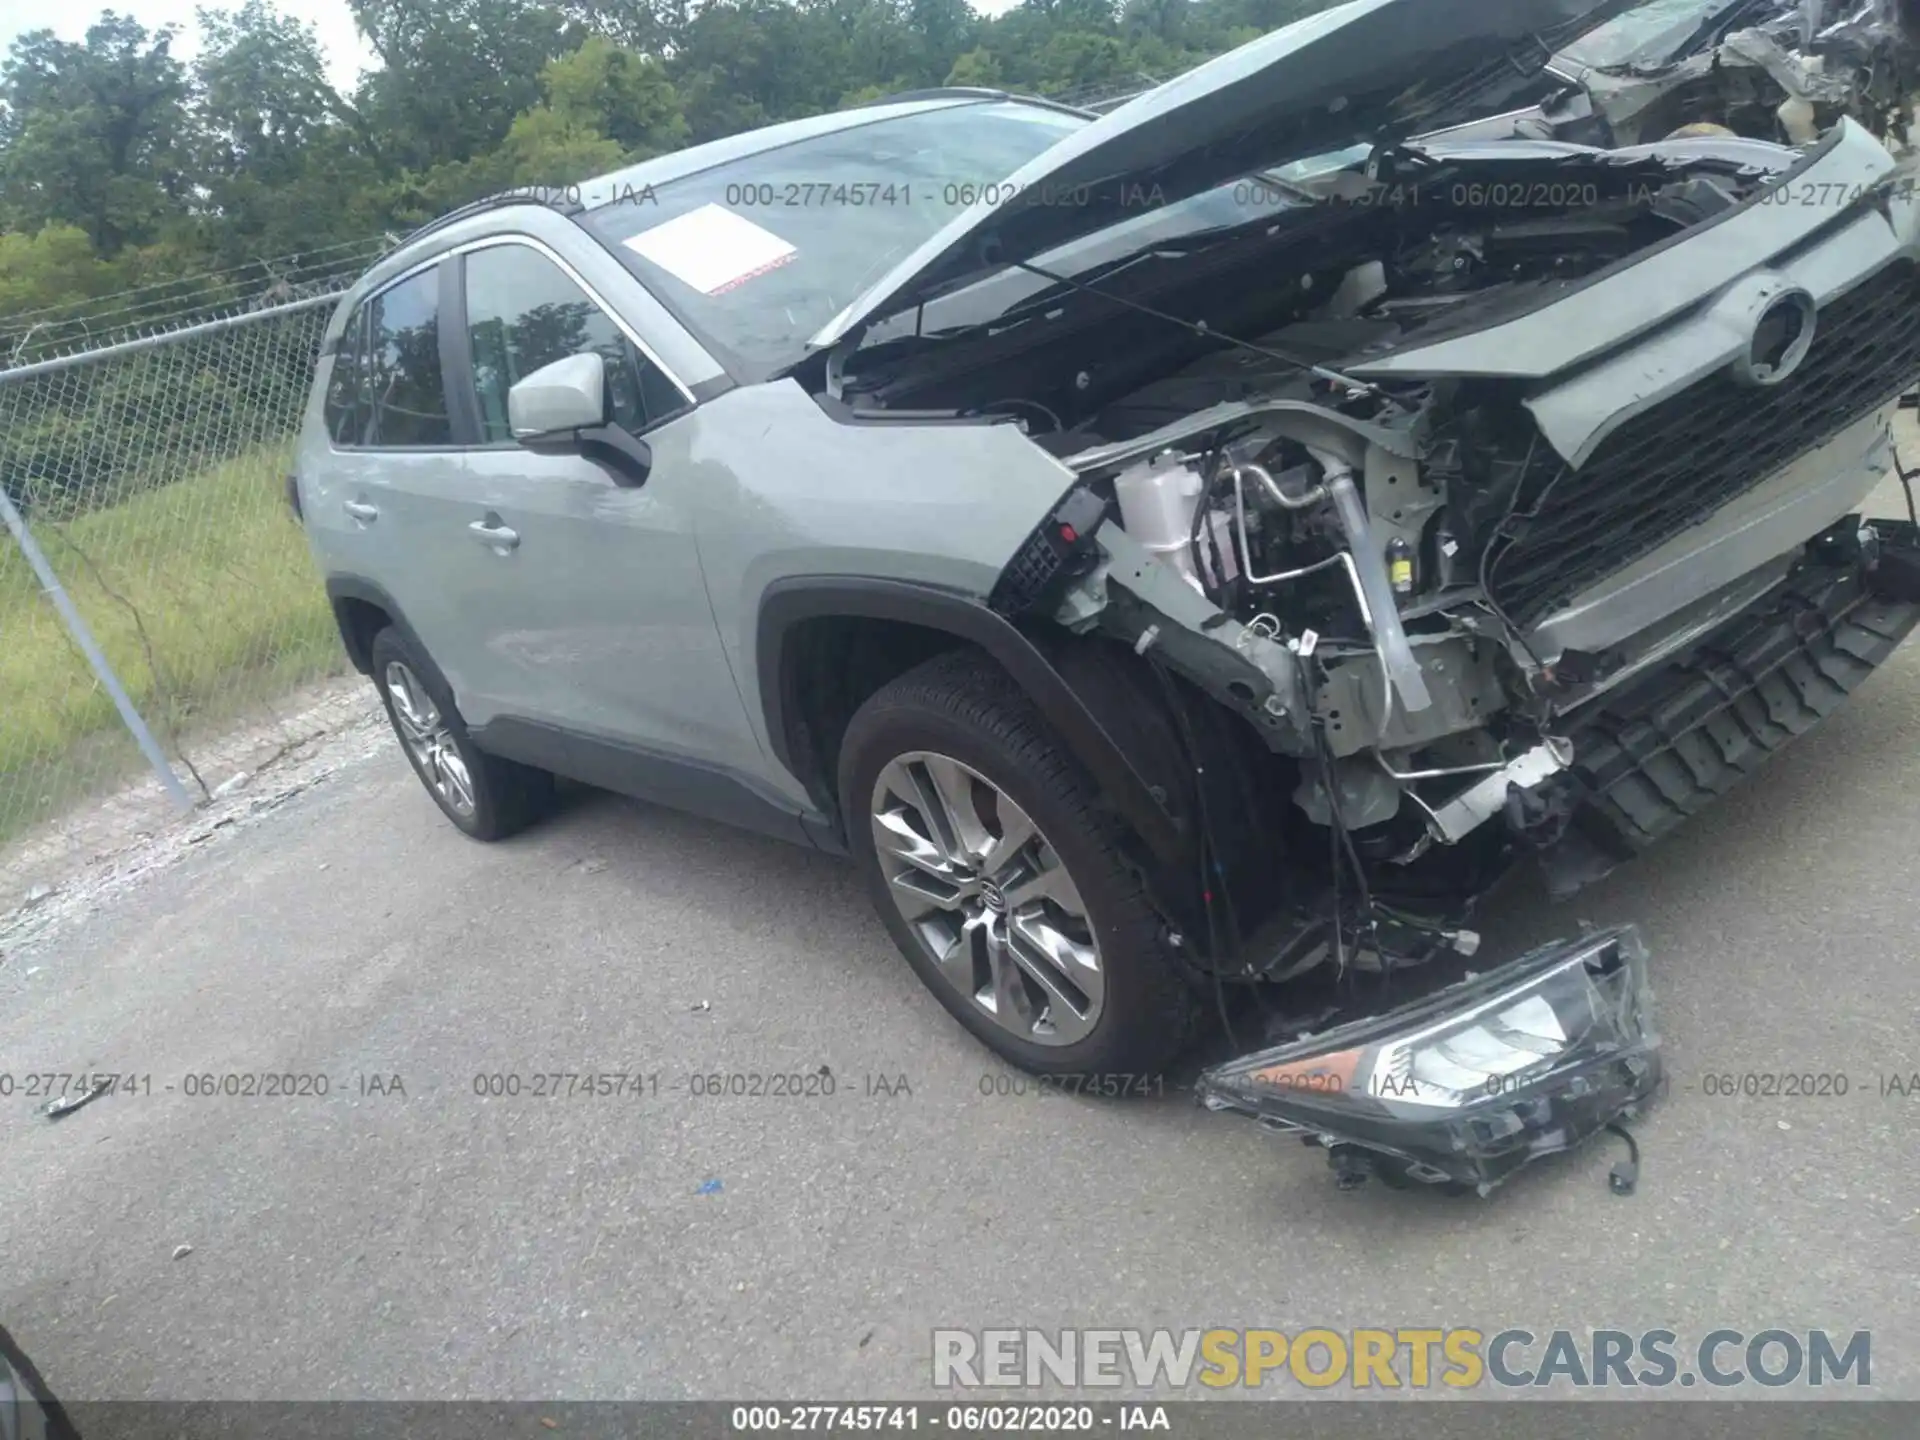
xmin=0 ymin=444 xmax=350 ymax=845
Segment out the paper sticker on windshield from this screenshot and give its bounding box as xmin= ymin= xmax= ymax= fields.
xmin=621 ymin=204 xmax=798 ymax=295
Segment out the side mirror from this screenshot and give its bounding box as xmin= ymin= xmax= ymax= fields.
xmin=509 ymin=352 xmax=609 ymax=439
xmin=507 ymin=352 xmax=651 ymax=486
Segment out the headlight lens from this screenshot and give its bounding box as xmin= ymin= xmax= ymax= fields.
xmin=1196 ymin=925 xmax=1660 ymax=1192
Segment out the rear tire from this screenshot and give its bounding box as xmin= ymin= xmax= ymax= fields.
xmin=839 ymin=650 xmax=1198 ymax=1078
xmin=369 ymin=626 xmax=553 ymax=841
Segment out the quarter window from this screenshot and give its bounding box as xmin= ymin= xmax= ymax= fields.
xmin=365 ymin=267 xmax=452 ymax=447
xmin=463 ymin=243 xmax=686 ymax=442
xmin=323 ymin=305 xmax=370 ymax=446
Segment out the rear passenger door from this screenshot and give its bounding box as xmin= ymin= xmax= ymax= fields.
xmin=444 ymin=236 xmax=759 ymax=771
xmin=310 ymin=261 xmax=483 ymax=711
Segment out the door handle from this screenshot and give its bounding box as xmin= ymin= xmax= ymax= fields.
xmin=469 ymin=519 xmax=520 ymax=551
xmin=343 ymin=500 xmax=379 ymax=522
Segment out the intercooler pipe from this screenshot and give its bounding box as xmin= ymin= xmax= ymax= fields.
xmin=1313 ymin=449 xmax=1433 ymax=713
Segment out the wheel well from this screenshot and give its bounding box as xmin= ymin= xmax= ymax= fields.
xmin=778 ymin=616 xmax=969 ymax=826
xmin=332 ymin=596 xmax=392 ymax=674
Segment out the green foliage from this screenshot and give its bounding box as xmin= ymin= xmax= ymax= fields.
xmin=0 ymin=0 xmax=1345 ymax=337
xmin=0 ymin=443 xmax=344 ymax=842
xmin=0 ymin=227 xmax=117 ymax=322
xmin=944 ymin=47 xmax=1005 ymax=86
xmin=0 ymin=15 xmax=193 ymax=255
xmin=537 ymin=34 xmax=689 ymax=158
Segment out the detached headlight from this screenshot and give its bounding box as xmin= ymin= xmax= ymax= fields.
xmin=1195 ymin=926 xmax=1660 ymax=1194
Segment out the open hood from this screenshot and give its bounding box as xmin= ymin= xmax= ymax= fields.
xmin=810 ymin=0 xmax=1643 ymax=351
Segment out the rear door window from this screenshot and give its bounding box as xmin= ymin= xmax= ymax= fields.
xmin=366 ymin=267 xmax=452 ymax=447
xmin=463 ymin=242 xmax=689 ymax=442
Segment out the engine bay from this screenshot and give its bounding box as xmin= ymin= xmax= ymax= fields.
xmin=834 ymin=144 xmax=1769 ymax=446
xmin=817 ymin=136 xmax=1830 ymax=981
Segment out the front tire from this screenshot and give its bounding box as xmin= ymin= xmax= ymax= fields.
xmin=839 ymin=651 xmax=1198 ymax=1077
xmin=369 ymin=626 xmax=553 ymax=841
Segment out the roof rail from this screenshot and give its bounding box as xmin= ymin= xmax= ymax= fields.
xmin=394 ymin=187 xmax=586 ymax=255
xmin=841 ymin=86 xmax=1095 ymax=118
xmin=841 ymin=86 xmax=1009 ymax=108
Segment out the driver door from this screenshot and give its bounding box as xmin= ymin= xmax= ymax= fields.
xmin=441 ymin=236 xmax=762 ymax=779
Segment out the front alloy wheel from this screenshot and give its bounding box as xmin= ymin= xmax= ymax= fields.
xmin=839 ymin=651 xmax=1198 ymax=1077
xmin=871 ymin=751 xmax=1103 ymax=1047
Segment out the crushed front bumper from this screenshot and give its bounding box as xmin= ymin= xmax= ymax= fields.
xmin=1198 ymin=521 xmax=1920 ymax=1195
xmin=1554 ymin=517 xmax=1920 ymax=878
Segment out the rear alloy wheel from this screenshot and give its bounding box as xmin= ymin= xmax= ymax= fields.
xmin=840 ymin=651 xmax=1198 ymax=1077
xmin=385 ymin=659 xmax=477 ymax=820
xmin=369 ymin=626 xmax=554 ymax=841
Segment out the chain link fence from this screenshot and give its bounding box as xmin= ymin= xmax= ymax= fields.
xmin=0 ymin=242 xmax=392 ymax=869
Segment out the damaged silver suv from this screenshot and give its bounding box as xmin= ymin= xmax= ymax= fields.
xmin=295 ymin=0 xmax=1920 ymax=1084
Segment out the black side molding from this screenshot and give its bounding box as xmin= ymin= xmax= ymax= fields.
xmin=757 ymin=576 xmax=1183 ymax=864
xmin=469 ymin=716 xmax=819 ymax=849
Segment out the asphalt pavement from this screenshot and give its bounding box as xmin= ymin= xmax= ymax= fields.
xmin=2 ymin=488 xmax=1918 ymax=1407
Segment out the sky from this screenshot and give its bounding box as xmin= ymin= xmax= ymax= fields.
xmin=0 ymin=0 xmax=1024 ymax=93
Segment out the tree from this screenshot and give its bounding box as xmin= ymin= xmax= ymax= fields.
xmin=555 ymin=0 xmax=686 ymax=56
xmin=910 ymin=0 xmax=979 ymax=81
xmin=0 ymin=226 xmax=116 ymax=327
xmin=1120 ymin=0 xmax=1187 ymax=45
xmin=496 ymin=105 xmax=627 ymax=184
xmin=347 ymin=0 xmax=584 ymax=169
xmin=541 ymin=34 xmax=689 ymax=157
xmin=192 ymin=2 xmax=387 ymax=259
xmin=0 ymin=16 xmax=192 ymax=255
xmin=944 ymin=47 xmax=1004 ymax=87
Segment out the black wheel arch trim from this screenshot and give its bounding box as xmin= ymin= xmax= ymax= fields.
xmin=756 ymin=575 xmax=1184 ymax=864
xmin=324 ymin=576 xmax=447 ymax=691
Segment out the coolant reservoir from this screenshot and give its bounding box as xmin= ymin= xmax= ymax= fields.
xmin=1112 ymin=451 xmax=1236 ymax=594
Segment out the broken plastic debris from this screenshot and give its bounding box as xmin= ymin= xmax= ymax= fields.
xmin=690 ymin=1000 xmax=711 ymax=1013
xmin=1605 ymin=1122 xmax=1640 ymax=1196
xmin=44 ymin=1078 xmax=111 ymax=1120
xmin=171 ymin=1244 xmax=194 ymax=1260
xmin=211 ymin=772 xmax=251 ymax=799
xmin=697 ymin=1178 xmax=723 ymax=1195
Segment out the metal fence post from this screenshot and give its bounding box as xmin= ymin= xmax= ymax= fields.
xmin=0 ymin=484 xmax=195 ymax=813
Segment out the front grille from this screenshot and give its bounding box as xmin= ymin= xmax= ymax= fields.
xmin=1488 ymin=261 xmax=1920 ymax=626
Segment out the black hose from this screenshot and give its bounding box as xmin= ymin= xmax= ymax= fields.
xmin=1187 ymin=447 xmax=1227 ymax=607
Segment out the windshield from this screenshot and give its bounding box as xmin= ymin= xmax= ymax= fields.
xmin=877 ymin=171 xmax=1324 ymax=345
xmin=580 ymin=101 xmax=1084 ymax=377
xmin=1557 ymin=0 xmax=1753 ymax=68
